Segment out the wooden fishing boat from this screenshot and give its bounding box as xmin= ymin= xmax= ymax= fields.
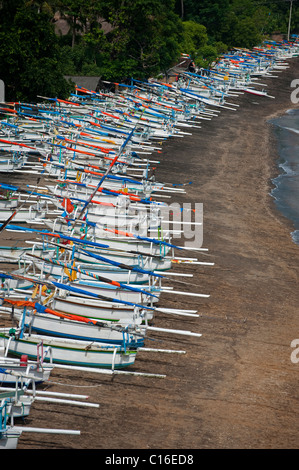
xmin=0 ymin=274 xmax=34 ymax=294
xmin=0 ymin=207 xmax=46 ymax=222
xmin=28 ymin=240 xmax=173 ymax=271
xmin=65 ymin=279 xmax=160 ymax=304
xmin=40 ymin=219 xmax=173 ymax=257
xmin=242 ymin=87 xmax=275 ymax=98
xmin=30 ymin=258 xmax=158 ymax=285
xmin=0 ymin=295 xmax=150 ymax=323
xmin=50 ymin=295 xmax=154 ymax=322
xmin=0 ymin=245 xmax=56 ymax=263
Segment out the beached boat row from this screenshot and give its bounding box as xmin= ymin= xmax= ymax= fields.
xmin=0 ymin=75 xmax=209 ymax=374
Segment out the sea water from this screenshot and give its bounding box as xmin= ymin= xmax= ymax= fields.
xmin=270 ymin=109 xmax=299 ymax=246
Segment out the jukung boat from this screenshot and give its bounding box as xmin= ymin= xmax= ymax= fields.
xmin=2 ymin=299 xmax=145 ymax=347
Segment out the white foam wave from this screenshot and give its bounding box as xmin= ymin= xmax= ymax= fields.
xmin=284 ymin=126 xmax=299 ymax=134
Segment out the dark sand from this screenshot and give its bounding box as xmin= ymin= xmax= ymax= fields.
xmin=4 ymin=58 xmax=299 ymax=450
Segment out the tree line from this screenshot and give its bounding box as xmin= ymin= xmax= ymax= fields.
xmin=0 ymin=0 xmax=297 ymax=101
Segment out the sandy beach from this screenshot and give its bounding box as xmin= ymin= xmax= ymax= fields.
xmin=4 ymin=57 xmax=299 ymax=450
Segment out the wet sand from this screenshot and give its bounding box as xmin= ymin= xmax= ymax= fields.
xmin=5 ymin=58 xmax=299 ymax=449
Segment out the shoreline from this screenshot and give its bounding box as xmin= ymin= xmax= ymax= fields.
xmin=266 ymin=109 xmax=298 ymax=237
xmin=11 ymin=59 xmax=299 ymax=449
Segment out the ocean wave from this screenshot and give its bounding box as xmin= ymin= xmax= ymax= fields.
xmin=278 ymin=161 xmax=297 ymax=176
xmin=291 ymin=230 xmax=299 ymax=245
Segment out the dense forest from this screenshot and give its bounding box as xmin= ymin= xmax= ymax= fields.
xmin=0 ymin=0 xmax=298 ymax=101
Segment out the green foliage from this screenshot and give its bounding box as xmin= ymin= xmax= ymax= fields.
xmin=177 ymin=20 xmax=228 ymax=67
xmin=175 ymin=0 xmax=298 ymax=48
xmin=96 ymin=0 xmax=183 ymax=80
xmin=179 ymin=21 xmax=208 ymax=56
xmin=175 ymin=0 xmax=231 ymax=41
xmin=56 ymin=0 xmax=90 ymax=48
xmin=194 ymin=45 xmax=219 ymax=69
xmin=57 ymin=0 xmax=183 ymax=81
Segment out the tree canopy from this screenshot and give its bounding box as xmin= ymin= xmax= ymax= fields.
xmin=0 ymin=0 xmax=297 ymax=101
